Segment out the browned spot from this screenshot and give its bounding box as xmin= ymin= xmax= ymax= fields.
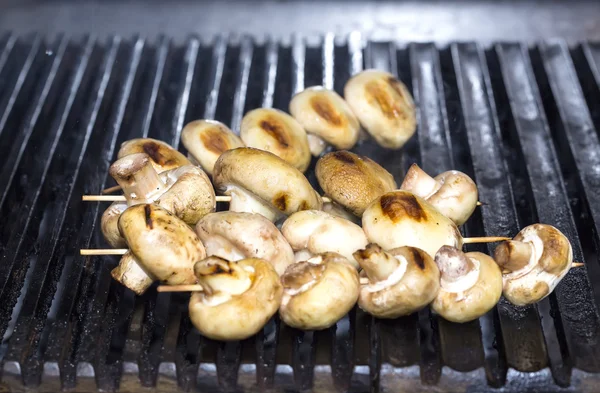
xmin=365 ymin=80 xmax=398 ymax=119
xmin=332 ymin=150 xmax=356 ymax=165
xmin=310 ymin=95 xmax=343 ymax=126
xmin=260 ymin=118 xmax=290 ymax=148
xmin=144 ymin=204 xmax=153 ymax=229
xmin=409 ymin=248 xmax=425 ymax=270
xmin=353 ymin=243 xmax=382 ymax=262
xmin=142 ymin=142 xmax=175 ymax=166
xmin=200 ymin=127 xmax=230 ymax=155
xmin=380 ymin=193 xmax=427 ymax=222
xmin=533 ymin=281 xmax=550 ymax=299
xmin=299 ymin=200 xmax=310 ymax=211
xmin=273 ymin=192 xmax=289 ymax=211
xmin=281 ymin=261 xmax=325 ymax=289
xmin=387 ymin=76 xmax=405 ymax=99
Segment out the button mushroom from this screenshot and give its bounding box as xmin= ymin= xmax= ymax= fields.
xmin=189 ymin=256 xmax=282 ymax=341
xmin=101 ymin=202 xmax=128 ymax=248
xmin=400 ymin=163 xmax=478 ymax=226
xmin=118 ymin=138 xmax=191 ymax=172
xmin=431 ymin=246 xmax=502 ymax=323
xmin=493 ymin=224 xmax=573 ymax=306
xmin=240 ymin=108 xmax=311 ymax=172
xmin=362 ymin=190 xmax=462 ymax=258
xmin=117 ymin=204 xmax=206 ymax=291
xmin=111 ymin=251 xmax=154 ymax=295
xmin=289 ymin=86 xmax=360 ymax=156
xmin=213 ymin=147 xmax=322 ymax=222
xmin=281 ymin=210 xmax=368 ymax=269
xmin=279 ymin=253 xmax=359 ymax=330
xmin=180 ymin=119 xmax=245 ymax=176
xmin=344 ymin=70 xmax=416 ymax=149
xmin=316 ymin=150 xmax=397 ymax=217
xmin=353 ymin=244 xmax=439 ymax=318
xmin=195 ymin=211 xmax=295 ymax=276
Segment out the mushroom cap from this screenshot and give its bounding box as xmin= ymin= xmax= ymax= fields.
xmin=281 ymin=210 xmax=367 ymax=268
xmin=213 ymin=147 xmax=322 ymax=218
xmin=279 ymin=253 xmax=359 ymax=330
xmin=495 ymin=224 xmax=573 ymax=306
xmin=118 ymin=138 xmax=191 ymax=172
xmin=343 ymin=69 xmax=416 ymax=149
xmin=354 ymin=245 xmax=439 ymax=318
xmin=180 ymin=120 xmax=244 ymax=176
xmin=118 ymin=204 xmax=206 ymax=285
xmin=195 ymin=211 xmax=295 ymax=276
xmin=289 ymin=86 xmax=360 ymax=152
xmin=401 ymin=164 xmax=478 ymax=226
xmin=101 ymin=202 xmax=128 ymax=248
xmin=240 ymin=108 xmax=311 ymax=172
xmin=189 ymin=257 xmax=282 ymax=341
xmin=158 ymin=165 xmax=216 ymax=225
xmin=111 ymin=251 xmax=154 ymax=295
xmin=431 ymin=248 xmax=502 ymax=323
xmin=362 ymin=190 xmax=463 ymax=257
xmin=316 ymin=150 xmax=397 ymax=216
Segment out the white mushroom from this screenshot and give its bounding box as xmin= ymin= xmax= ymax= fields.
xmin=279 ymin=253 xmax=359 ymax=330
xmin=344 ymin=70 xmax=416 ymax=149
xmin=493 ymin=224 xmax=573 ymax=306
xmin=189 ymin=256 xmax=282 ymax=341
xmin=353 ymin=244 xmax=439 ymax=318
xmin=195 ymin=211 xmax=295 ymax=276
xmin=118 ymin=138 xmax=191 ymax=172
xmin=289 ymin=86 xmax=360 ymax=156
xmin=111 ymin=251 xmax=154 ymax=295
xmin=240 ymin=108 xmax=311 ymax=172
xmin=180 ymin=119 xmax=244 ymax=176
xmin=101 ymin=202 xmax=127 ymax=248
xmin=401 ymin=163 xmax=478 ymax=225
xmin=431 ymin=246 xmax=502 ymax=323
xmin=281 ymin=210 xmax=368 ymax=268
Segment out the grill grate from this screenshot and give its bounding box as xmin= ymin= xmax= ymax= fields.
xmin=1 ymin=34 xmax=600 ymax=392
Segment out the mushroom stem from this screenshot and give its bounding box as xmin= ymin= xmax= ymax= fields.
xmin=307 ymin=134 xmax=328 ymax=156
xmin=109 ymin=153 xmax=166 ymax=204
xmin=353 ymin=243 xmax=399 ymax=282
xmin=435 ymin=246 xmax=475 ymax=283
xmin=494 ymin=240 xmax=533 ymax=272
xmin=194 ymin=257 xmax=253 ymax=296
xmin=401 ymin=163 xmax=441 ymax=199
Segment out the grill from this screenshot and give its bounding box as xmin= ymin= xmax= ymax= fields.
xmin=1 ymin=33 xmax=600 ymax=392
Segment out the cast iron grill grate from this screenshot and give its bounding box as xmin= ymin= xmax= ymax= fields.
xmin=1 ymin=33 xmax=600 ymax=392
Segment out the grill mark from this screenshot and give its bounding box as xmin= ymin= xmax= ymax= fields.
xmin=332 ymin=150 xmax=356 ymax=165
xmin=144 ymin=204 xmax=153 ymax=229
xmin=310 ymin=95 xmax=343 ymax=126
xmin=409 ymin=247 xmax=426 ymax=270
xmin=201 ymin=126 xmax=229 ymax=155
xmin=260 ymin=118 xmax=290 ymax=148
xmin=273 ymin=192 xmax=289 ymax=211
xmin=380 ymin=193 xmax=427 ymax=222
xmin=387 ymin=76 xmax=405 ymax=99
xmin=142 ymin=141 xmax=176 ymax=166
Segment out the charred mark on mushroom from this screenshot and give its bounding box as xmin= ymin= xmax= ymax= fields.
xmin=409 ymin=248 xmax=426 ymax=270
xmin=387 ymin=76 xmax=406 ymax=100
xmin=142 ymin=142 xmax=175 ymax=166
xmin=144 ymin=204 xmax=153 ymax=229
xmin=380 ymin=193 xmax=427 ymax=222
xmin=310 ymin=95 xmax=343 ymax=126
xmin=365 ymin=80 xmax=401 ymax=120
xmin=332 ymin=150 xmax=356 ymax=165
xmin=201 ymin=126 xmax=229 ymax=154
xmin=273 ymin=192 xmax=289 ymax=211
xmin=281 ymin=261 xmax=325 ymax=289
xmin=260 ymin=118 xmax=290 ymax=148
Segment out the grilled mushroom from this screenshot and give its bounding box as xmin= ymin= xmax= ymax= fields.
xmin=195 ymin=211 xmax=295 ymax=276
xmin=180 ymin=119 xmax=244 ymax=176
xmin=118 ymin=138 xmax=190 ymax=172
xmin=289 ymin=86 xmax=360 ymax=155
xmin=101 ymin=202 xmax=128 ymax=248
xmin=213 ymin=147 xmax=322 ymax=221
xmin=353 ymin=244 xmax=439 ymax=318
xmin=279 ymin=253 xmax=359 ymax=330
xmin=362 ymin=190 xmax=462 ymax=258
xmin=344 ymin=70 xmax=416 ymax=149
xmin=431 ymin=246 xmax=502 ymax=323
xmin=316 ymin=150 xmax=396 ymax=216
xmin=109 ymin=153 xmax=216 ymax=225
xmin=281 ymin=210 xmax=367 ymax=268
xmin=494 ymin=224 xmax=573 ymax=306
xmin=400 ymin=163 xmax=478 ymax=226
xmin=240 ymin=108 xmax=311 ymax=172
xmin=189 ymin=256 xmax=282 ymax=341
xmin=321 ymin=201 xmax=360 ymax=224
xmin=118 ymin=204 xmax=206 ymax=287
xmin=111 ymin=251 xmax=154 ymax=295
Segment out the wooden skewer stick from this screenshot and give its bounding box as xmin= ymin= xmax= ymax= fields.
xmin=83 ymin=195 xmax=332 ymax=203
xmin=572 ymin=262 xmax=584 ymax=268
xmin=157 ymin=284 xmax=204 ymax=292
xmin=102 ymin=185 xmax=122 ymax=194
xmin=80 ymin=249 xmax=128 ymax=255
xmin=462 ymin=236 xmax=511 ymax=244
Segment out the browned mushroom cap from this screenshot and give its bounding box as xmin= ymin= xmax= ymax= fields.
xmin=362 ymin=190 xmax=462 ymax=258
xmin=111 ymin=251 xmax=155 ymax=295
xmin=213 ymin=147 xmax=322 ymax=221
xmin=401 ymin=164 xmax=478 ymax=226
xmin=240 ymin=108 xmax=311 ymax=172
xmin=353 ymin=244 xmax=439 ymax=318
xmin=279 ymin=253 xmax=359 ymax=330
xmin=101 ymin=202 xmax=128 ymax=248
xmin=344 ymin=70 xmax=416 ymax=149
xmin=494 ymin=224 xmax=573 ymax=306
xmin=195 ymin=211 xmax=295 ymax=276
xmin=118 ymin=138 xmax=190 ymax=172
xmin=189 ymin=256 xmax=282 ymax=341
xmin=118 ymin=204 xmax=206 ymax=286
xmin=316 ymin=150 xmax=397 ymax=216
xmin=289 ymin=86 xmax=360 ymax=155
xmin=180 ymin=120 xmax=245 ymax=176
xmin=431 ymin=246 xmax=502 ymax=323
